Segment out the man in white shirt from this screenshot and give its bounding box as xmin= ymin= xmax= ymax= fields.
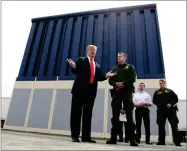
xmin=133 ymin=82 xmax=152 ymax=144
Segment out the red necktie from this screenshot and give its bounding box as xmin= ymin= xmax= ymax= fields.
xmin=90 ymin=58 xmax=94 ymax=83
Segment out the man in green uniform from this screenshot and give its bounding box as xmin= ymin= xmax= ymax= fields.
xmin=153 ymin=79 xmax=181 ymax=146
xmin=106 ymin=52 xmax=138 ymax=146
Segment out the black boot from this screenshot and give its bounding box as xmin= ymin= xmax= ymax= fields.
xmin=175 ymin=143 xmax=182 ymax=147
xmin=130 ymin=140 xmax=139 ymax=146
xmin=124 ymin=137 xmax=129 ymax=143
xmin=136 ymin=138 xmax=140 ymax=144
xmin=117 ymin=138 xmax=123 ymax=142
xmin=156 ymin=141 xmax=165 ymax=145
xmin=106 ymin=138 xmax=117 ymax=144
xmin=118 ymin=133 xmax=123 ymax=142
xmin=146 ymin=141 xmax=153 ymax=145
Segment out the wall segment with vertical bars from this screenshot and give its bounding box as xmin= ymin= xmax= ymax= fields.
xmin=17 ymin=4 xmax=165 ymax=81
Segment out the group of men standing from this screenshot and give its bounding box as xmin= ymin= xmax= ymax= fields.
xmin=67 ymin=45 xmax=182 ymax=147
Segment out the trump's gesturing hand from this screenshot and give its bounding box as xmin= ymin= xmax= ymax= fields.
xmin=67 ymin=58 xmax=76 ymax=68
xmin=106 ymin=71 xmax=117 ymax=78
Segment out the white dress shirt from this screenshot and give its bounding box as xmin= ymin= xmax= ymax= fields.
xmin=87 ymin=56 xmax=96 ymax=75
xmin=133 ymin=91 xmax=152 ymax=108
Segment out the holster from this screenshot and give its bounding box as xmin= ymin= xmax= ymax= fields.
xmin=173 ymin=105 xmax=179 ymax=111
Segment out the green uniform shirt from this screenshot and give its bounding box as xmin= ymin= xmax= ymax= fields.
xmin=109 ymin=63 xmax=137 ymax=90
xmin=153 ymin=88 xmax=178 ymax=109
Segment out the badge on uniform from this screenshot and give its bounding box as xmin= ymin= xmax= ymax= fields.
xmin=165 ymin=90 xmax=168 ymax=93
xmin=124 ymin=66 xmax=129 ymax=70
xmin=158 ymin=91 xmax=162 ymax=95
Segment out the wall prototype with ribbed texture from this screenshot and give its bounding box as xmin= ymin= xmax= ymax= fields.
xmin=17 ymin=4 xmax=165 ymax=81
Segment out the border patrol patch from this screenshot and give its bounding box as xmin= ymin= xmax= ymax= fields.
xmin=124 ymin=66 xmax=129 ymax=70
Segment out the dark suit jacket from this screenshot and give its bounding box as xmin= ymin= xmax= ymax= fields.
xmin=71 ymin=57 xmax=107 ymax=98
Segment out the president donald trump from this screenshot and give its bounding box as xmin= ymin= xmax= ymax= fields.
xmin=67 ymin=45 xmax=115 ymax=143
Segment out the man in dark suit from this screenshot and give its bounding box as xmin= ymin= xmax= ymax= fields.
xmin=67 ymin=45 xmax=116 ymax=143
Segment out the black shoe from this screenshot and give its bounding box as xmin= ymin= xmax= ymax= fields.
xmin=130 ymin=141 xmax=139 ymax=146
xmin=136 ymin=139 xmax=140 ymax=144
xmin=124 ymin=138 xmax=129 ymax=143
xmin=82 ymin=139 xmax=96 ymax=143
xmin=146 ymin=141 xmax=153 ymax=145
xmin=124 ymin=139 xmax=129 ymax=143
xmin=106 ymin=139 xmax=117 ymax=144
xmin=72 ymin=138 xmax=80 ymax=142
xmin=118 ymin=138 xmax=123 ymax=142
xmin=175 ymin=144 xmax=182 ymax=147
xmin=156 ymin=142 xmax=165 ymax=145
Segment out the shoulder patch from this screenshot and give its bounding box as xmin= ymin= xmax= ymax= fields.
xmin=165 ymin=89 xmax=168 ymax=93
xmin=124 ymin=65 xmax=129 ymax=70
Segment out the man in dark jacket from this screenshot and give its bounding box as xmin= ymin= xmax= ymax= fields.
xmin=106 ymin=52 xmax=138 ymax=146
xmin=67 ymin=45 xmax=116 ymax=143
xmin=153 ymin=79 xmax=181 ymax=146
